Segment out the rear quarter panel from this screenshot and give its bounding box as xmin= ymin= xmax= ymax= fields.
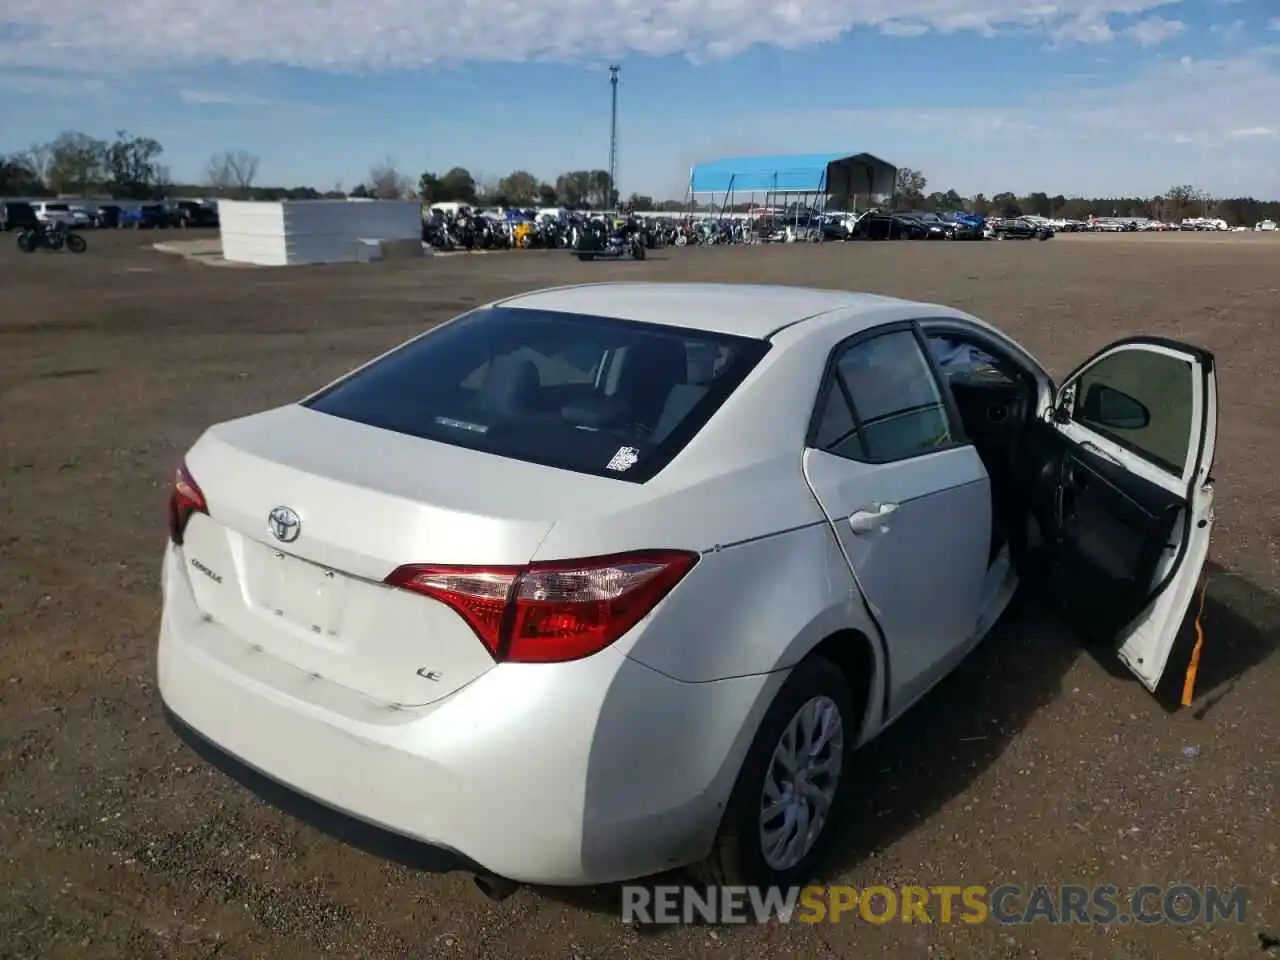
xmin=616 ymin=520 xmax=877 ymax=683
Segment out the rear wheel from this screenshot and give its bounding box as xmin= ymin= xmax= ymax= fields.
xmin=66 ymin=233 xmax=87 ymax=253
xmin=691 ymin=657 xmax=855 ymax=887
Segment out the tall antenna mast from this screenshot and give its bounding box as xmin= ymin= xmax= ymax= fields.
xmin=608 ymin=65 xmax=620 ymax=209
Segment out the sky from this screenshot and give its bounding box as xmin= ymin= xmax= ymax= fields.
xmin=1 ymin=0 xmax=1279 ymax=201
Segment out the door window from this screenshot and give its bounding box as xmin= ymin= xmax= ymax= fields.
xmin=1070 ymin=349 xmax=1192 ymax=476
xmin=813 ymin=330 xmax=953 ymax=462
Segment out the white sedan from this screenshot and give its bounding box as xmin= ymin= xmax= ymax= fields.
xmin=158 ymin=283 xmax=1217 ymax=895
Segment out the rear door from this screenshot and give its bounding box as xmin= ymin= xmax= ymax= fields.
xmin=802 ymin=322 xmax=992 ymax=716
xmin=1036 ymin=337 xmax=1217 ymax=693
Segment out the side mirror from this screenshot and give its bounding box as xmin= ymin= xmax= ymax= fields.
xmin=1080 ymin=382 xmax=1151 ymax=430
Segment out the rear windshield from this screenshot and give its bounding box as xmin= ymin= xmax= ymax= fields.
xmin=305 ymin=307 xmax=770 ymax=483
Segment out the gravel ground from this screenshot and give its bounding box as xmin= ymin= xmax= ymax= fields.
xmin=1 ymin=229 xmax=1276 ymax=959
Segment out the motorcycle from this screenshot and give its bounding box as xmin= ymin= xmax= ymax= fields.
xmin=18 ymin=221 xmax=87 ymax=254
xmin=573 ymin=217 xmax=646 ymax=261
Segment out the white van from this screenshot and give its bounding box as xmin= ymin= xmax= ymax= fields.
xmin=30 ymin=201 xmax=76 ymax=225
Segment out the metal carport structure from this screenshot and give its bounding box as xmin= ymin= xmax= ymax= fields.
xmin=686 ymin=152 xmax=897 ymax=218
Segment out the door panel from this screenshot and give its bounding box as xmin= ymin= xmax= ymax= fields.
xmin=804 ymin=447 xmax=990 ymax=715
xmin=1031 ymin=423 xmax=1183 ymax=638
xmin=1042 ymin=338 xmax=1216 ymax=694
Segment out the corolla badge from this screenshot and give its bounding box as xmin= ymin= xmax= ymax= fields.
xmin=268 ymin=506 xmax=301 ymax=543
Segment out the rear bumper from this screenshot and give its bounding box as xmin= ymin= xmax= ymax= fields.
xmin=161 ymin=702 xmax=487 ymax=876
xmin=157 ymin=544 xmax=771 ymax=885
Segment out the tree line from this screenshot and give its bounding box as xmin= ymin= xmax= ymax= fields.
xmin=4 ymin=132 xmax=1280 ymax=226
xmin=0 ymin=130 xmax=275 ymax=202
xmin=888 ymin=168 xmax=1280 ymax=227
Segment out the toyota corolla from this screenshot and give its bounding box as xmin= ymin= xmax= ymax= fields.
xmin=158 ymin=283 xmax=1217 ymax=895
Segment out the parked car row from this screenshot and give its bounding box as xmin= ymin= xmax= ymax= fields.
xmin=0 ymin=199 xmax=219 ymax=231
xmin=842 ymin=211 xmax=1051 ymax=242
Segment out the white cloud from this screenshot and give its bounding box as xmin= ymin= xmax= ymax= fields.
xmin=178 ymin=89 xmax=240 ymax=105
xmin=1052 ymin=14 xmax=1115 ymax=45
xmin=809 ymin=54 xmax=1280 ymax=150
xmin=0 ymin=0 xmax=1185 ymax=71
xmin=0 ymin=69 xmax=109 ymax=98
xmin=768 ymin=52 xmax=1280 ymax=196
xmin=179 ymin=88 xmax=272 ymax=106
xmin=1268 ymin=17 xmax=1280 ymax=31
xmin=1210 ymin=19 xmax=1247 ymax=41
xmin=1124 ymin=17 xmax=1186 ymax=46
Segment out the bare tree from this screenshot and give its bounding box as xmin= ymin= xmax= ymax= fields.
xmin=474 ymin=174 xmax=500 ymax=202
xmin=367 ymin=157 xmax=408 ymax=199
xmin=153 ymin=163 xmax=172 ymax=199
xmin=24 ymin=142 xmax=53 ymax=186
xmin=208 ymin=149 xmax=260 ymax=198
xmin=206 ymin=153 xmax=234 ymax=193
xmin=894 ymin=167 xmax=927 ymax=204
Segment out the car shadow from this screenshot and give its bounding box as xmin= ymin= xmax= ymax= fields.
xmin=1086 ymin=560 xmax=1279 ymax=718
xmin=538 ymin=593 xmax=1085 ymax=927
xmin=542 ymin=564 xmax=1279 ymax=928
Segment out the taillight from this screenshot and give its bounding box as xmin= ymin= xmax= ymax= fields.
xmin=167 ymin=463 xmax=207 ymax=545
xmin=385 ymin=550 xmax=699 ymax=663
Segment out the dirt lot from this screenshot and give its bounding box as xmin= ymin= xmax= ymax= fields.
xmin=1 ymin=230 xmax=1276 ymax=959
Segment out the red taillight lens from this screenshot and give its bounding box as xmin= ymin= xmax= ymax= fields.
xmin=384 ymin=565 xmax=522 ymax=655
xmin=167 ymin=463 xmax=207 ymax=545
xmin=385 ymin=550 xmax=699 ymax=663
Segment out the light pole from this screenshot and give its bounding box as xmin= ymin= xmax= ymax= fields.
xmin=608 ymin=65 xmax=619 ymax=209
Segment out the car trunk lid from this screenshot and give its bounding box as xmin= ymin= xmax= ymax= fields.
xmin=177 ymin=404 xmax=577 ymax=706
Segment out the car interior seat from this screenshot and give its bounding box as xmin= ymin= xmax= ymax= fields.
xmin=616 ymin=337 xmax=690 ymax=433
xmin=478 ymin=353 xmax=541 ymax=416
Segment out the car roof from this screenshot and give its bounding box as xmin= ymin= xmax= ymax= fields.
xmin=496 ymin=282 xmax=919 ymax=339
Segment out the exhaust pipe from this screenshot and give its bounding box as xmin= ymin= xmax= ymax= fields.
xmin=473 ymin=872 xmax=519 ymax=902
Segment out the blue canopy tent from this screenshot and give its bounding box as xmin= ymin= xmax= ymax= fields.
xmin=687 ymin=152 xmax=897 ymax=218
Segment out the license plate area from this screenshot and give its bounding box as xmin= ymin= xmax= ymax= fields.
xmin=256 ymin=548 xmax=349 ymax=639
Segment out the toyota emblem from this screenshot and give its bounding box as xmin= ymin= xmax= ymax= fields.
xmin=267 ymin=506 xmax=301 ymax=543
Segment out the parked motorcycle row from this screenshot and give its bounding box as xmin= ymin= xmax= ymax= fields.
xmin=422 ymin=207 xmax=681 ymax=258
xmin=419 ymin=205 xmax=839 ymax=257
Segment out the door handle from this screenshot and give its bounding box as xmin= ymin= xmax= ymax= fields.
xmin=848 ymin=502 xmax=898 ymax=534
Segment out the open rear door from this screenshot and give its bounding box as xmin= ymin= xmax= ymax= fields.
xmin=1042 ymin=336 xmax=1217 ymax=693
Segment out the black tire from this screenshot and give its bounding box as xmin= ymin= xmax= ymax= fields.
xmin=691 ymin=656 xmax=856 ymax=887
xmin=66 ymin=233 xmax=87 ymax=253
xmin=17 ymin=231 xmax=37 ymax=253
xmin=631 ymin=242 xmax=646 ymax=261
xmin=576 ymin=253 xmax=595 ymax=261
